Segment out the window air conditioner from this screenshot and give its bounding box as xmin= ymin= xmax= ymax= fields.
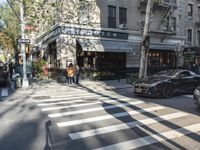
xmin=119 ymin=24 xmax=127 ymax=30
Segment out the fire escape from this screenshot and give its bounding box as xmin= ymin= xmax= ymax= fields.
xmin=138 ymin=0 xmax=177 ymax=35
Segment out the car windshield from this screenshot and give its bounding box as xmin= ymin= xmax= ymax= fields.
xmin=153 ymin=70 xmax=178 ymax=77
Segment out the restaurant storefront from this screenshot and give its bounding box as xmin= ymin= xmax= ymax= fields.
xmin=36 ymin=24 xmax=135 ymax=79
xmin=76 ymin=40 xmax=127 ymax=79
xmin=147 ymin=43 xmax=177 ymax=74
xmin=183 ymin=47 xmax=200 ymax=72
xmin=36 ymin=24 xmax=182 ymax=80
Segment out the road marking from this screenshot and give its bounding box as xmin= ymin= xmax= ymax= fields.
xmin=1 ymin=88 xmax=8 ymax=96
xmin=94 ymin=123 xmax=200 ymax=150
xmin=34 ymin=95 xmax=104 ymax=103
xmin=49 ymin=101 xmax=145 ymax=117
xmin=31 ymin=91 xmax=127 ymax=99
xmin=42 ymin=98 xmax=131 ymax=111
xmin=38 ymin=97 xmax=129 ymax=107
xmin=31 ymin=92 xmax=117 ymax=98
xmin=69 ymin=112 xmax=189 ymax=140
xmin=183 ymin=95 xmax=193 ymax=98
xmin=37 ymin=99 xmax=84 ymax=106
xmin=57 ymin=106 xmax=165 ymax=127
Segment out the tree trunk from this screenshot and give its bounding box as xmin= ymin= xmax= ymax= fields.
xmin=139 ymin=0 xmax=153 ymax=79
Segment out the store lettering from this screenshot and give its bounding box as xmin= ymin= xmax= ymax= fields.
xmin=37 ymin=26 xmax=128 ymax=42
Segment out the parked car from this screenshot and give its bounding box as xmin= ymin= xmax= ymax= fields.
xmin=0 ymin=62 xmax=8 ymax=87
xmin=193 ymin=86 xmax=200 ymax=107
xmin=133 ymin=69 xmax=200 ymax=98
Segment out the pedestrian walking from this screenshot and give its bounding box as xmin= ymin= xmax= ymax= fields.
xmin=43 ymin=63 xmax=48 ymax=80
xmin=67 ymin=63 xmax=75 ymax=84
xmin=9 ymin=61 xmax=14 ymax=79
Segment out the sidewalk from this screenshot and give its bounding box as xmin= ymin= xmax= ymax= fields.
xmin=29 ymin=78 xmax=132 ymax=91
xmin=79 ymin=79 xmax=132 ymax=90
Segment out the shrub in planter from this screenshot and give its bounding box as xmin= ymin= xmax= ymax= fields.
xmin=33 ymin=59 xmax=46 ymax=78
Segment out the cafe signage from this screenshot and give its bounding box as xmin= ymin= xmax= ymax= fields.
xmin=37 ymin=26 xmax=128 ymax=43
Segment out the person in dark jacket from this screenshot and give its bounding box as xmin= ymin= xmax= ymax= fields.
xmin=75 ymin=65 xmax=80 ymax=84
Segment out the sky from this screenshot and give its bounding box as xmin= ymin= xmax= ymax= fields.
xmin=0 ymin=0 xmax=7 ymax=5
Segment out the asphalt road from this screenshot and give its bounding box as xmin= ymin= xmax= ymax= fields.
xmin=0 ymin=82 xmax=200 ymax=150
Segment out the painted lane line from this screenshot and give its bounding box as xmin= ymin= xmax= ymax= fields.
xmin=31 ymin=91 xmax=127 ymax=99
xmin=94 ymin=123 xmax=200 ymax=150
xmin=31 ymin=92 xmax=96 ymax=97
xmin=57 ymin=106 xmax=165 ymax=127
xmin=1 ymin=88 xmax=8 ymax=96
xmin=38 ymin=97 xmax=129 ymax=107
xmin=34 ymin=95 xmax=104 ymax=103
xmin=69 ymin=112 xmax=189 ymax=140
xmin=183 ymin=95 xmax=193 ymax=98
xmin=34 ymin=97 xmax=79 ymax=103
xmin=31 ymin=91 xmax=122 ymax=98
xmin=37 ymin=99 xmax=85 ymax=106
xmin=49 ymin=101 xmax=145 ymax=117
xmin=41 ymin=98 xmax=131 ymax=111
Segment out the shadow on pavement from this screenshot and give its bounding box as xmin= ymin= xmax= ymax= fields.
xmin=44 ymin=120 xmax=55 ymax=150
xmin=101 ymin=100 xmax=188 ymax=150
xmin=75 ymin=82 xmax=200 ymax=149
xmin=0 ymin=121 xmax=39 ymax=150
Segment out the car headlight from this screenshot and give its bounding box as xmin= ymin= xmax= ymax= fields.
xmin=194 ymin=89 xmax=200 ymax=96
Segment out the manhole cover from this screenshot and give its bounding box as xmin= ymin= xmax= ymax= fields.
xmin=33 ymin=96 xmax=50 ymax=100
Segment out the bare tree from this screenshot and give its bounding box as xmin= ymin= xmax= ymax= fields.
xmin=139 ymin=0 xmax=153 ymax=79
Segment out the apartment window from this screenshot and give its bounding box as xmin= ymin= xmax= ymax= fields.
xmin=165 ymin=16 xmax=170 ymax=31
xmin=198 ymin=6 xmax=200 ymax=20
xmin=108 ymin=6 xmax=116 ymax=28
xmin=187 ymin=29 xmax=192 ymax=43
xmin=197 ymin=31 xmax=200 ymax=45
xmin=188 ymin=4 xmax=193 ymax=18
xmin=171 ymin=17 xmax=176 ymax=31
xmin=119 ymin=7 xmax=127 ymax=25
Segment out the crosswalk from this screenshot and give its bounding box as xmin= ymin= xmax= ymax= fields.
xmin=32 ymin=89 xmax=200 ymax=150
xmin=0 ymin=88 xmax=8 ymax=96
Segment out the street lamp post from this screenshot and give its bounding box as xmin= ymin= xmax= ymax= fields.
xmin=20 ymin=0 xmax=29 ymax=87
xmin=6 ymin=0 xmax=29 ymax=87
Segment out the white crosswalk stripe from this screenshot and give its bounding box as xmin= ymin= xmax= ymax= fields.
xmin=183 ymin=95 xmax=193 ymax=98
xmin=1 ymin=88 xmax=8 ymax=96
xmin=39 ymin=97 xmax=130 ymax=107
xmin=56 ymin=106 xmax=164 ymax=127
xmin=37 ymin=99 xmax=84 ymax=106
xmin=69 ymin=112 xmax=189 ymax=140
xmin=94 ymin=123 xmax=200 ymax=150
xmin=46 ymin=100 xmax=144 ymax=113
xmin=33 ymin=89 xmax=200 ymax=150
xmin=34 ymin=94 xmax=104 ymax=103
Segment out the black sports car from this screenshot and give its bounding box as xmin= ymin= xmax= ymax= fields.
xmin=193 ymin=86 xmax=200 ymax=107
xmin=133 ymin=69 xmax=200 ymax=98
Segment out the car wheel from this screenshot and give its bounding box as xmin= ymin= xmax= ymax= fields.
xmin=162 ymin=84 xmax=174 ymax=98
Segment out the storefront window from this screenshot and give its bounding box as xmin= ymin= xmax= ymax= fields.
xmin=49 ymin=41 xmax=57 ymax=68
xmin=187 ymin=29 xmax=192 ymax=44
xmin=148 ymin=50 xmax=176 ymax=74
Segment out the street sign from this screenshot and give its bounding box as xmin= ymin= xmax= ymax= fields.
xmin=18 ymin=39 xmax=31 ymax=44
